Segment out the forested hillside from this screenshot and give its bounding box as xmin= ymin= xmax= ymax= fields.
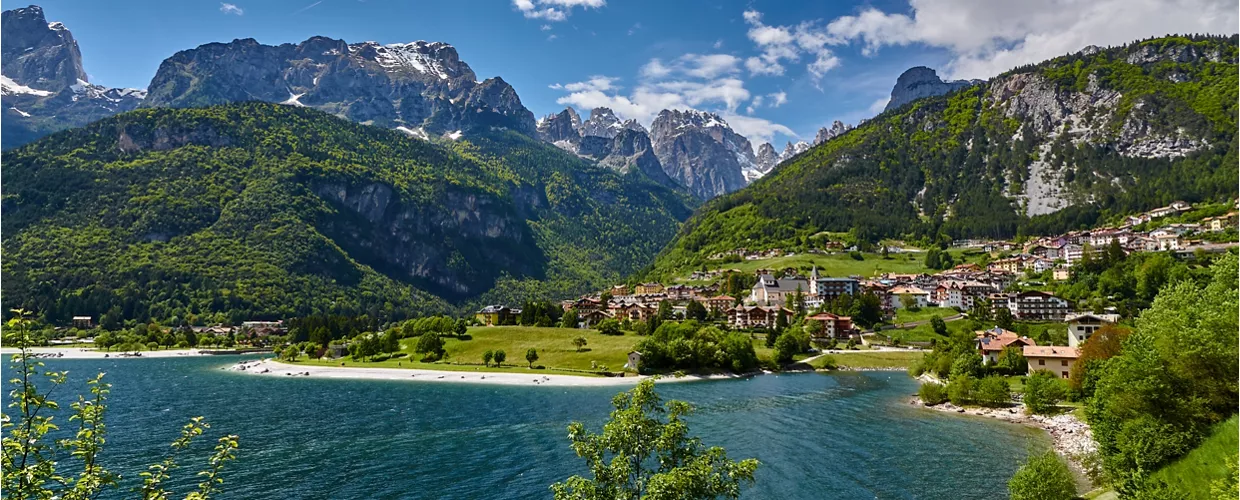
xmin=1 ymin=102 xmax=694 ymax=326
xmin=649 ymin=35 xmax=1237 ymax=277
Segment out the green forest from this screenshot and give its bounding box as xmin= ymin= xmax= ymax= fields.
xmin=649 ymin=35 xmax=1238 ymax=277
xmin=1 ymin=102 xmax=695 ymax=327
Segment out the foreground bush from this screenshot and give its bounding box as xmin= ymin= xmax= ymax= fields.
xmin=919 ymin=383 xmax=949 ymax=405
xmin=1008 ymin=450 xmax=1076 ymax=500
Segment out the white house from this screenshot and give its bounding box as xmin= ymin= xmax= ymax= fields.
xmin=1065 ymin=313 xmax=1121 ymax=347
xmin=889 ymin=285 xmax=930 ymax=309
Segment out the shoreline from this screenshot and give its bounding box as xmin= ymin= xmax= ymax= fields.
xmin=227 ymin=358 xmax=749 ymax=387
xmin=0 ymin=347 xmax=238 ymax=359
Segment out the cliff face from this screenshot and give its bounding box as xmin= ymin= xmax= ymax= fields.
xmin=650 ymin=109 xmax=752 ymax=199
xmin=886 ymin=66 xmax=981 ymax=111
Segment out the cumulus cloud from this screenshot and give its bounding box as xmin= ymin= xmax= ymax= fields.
xmin=641 ymin=54 xmax=742 ymax=80
xmin=721 ymin=113 xmax=796 ymax=145
xmin=742 ymin=9 xmax=841 ymax=81
xmin=512 ymin=0 xmax=604 ymax=22
xmin=219 ymin=2 xmax=243 ymax=15
xmin=746 ymin=91 xmax=788 ymax=114
xmin=823 ymin=0 xmax=1237 ymax=79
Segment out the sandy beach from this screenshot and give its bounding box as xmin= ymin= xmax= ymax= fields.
xmin=0 ymin=347 xmax=224 ymax=359
xmin=228 ymin=358 xmax=746 ymax=387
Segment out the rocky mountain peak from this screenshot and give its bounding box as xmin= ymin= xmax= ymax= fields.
xmin=650 ymin=108 xmax=750 ymax=199
xmin=2 ymin=5 xmax=144 ymax=148
xmin=537 ymin=107 xmax=582 ymax=145
xmin=780 ymin=141 xmax=809 ymax=160
xmin=142 ymin=34 xmax=536 ymax=136
xmin=814 ymin=120 xmax=851 ymax=145
xmin=579 ymin=107 xmax=624 ymax=138
xmin=885 ymin=66 xmax=980 ymax=111
xmin=1 ymin=4 xmax=86 ymax=90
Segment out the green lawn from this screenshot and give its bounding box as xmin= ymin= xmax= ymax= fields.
xmin=1148 ymin=415 xmax=1238 ymax=499
xmin=702 ymin=248 xmax=987 ymax=278
xmin=811 ymin=351 xmax=924 ymax=369
xmin=892 ymin=306 xmax=955 ymax=324
xmin=294 ymin=326 xmax=640 ymax=375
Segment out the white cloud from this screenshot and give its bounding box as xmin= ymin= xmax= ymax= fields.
xmin=512 ymin=0 xmax=603 ymax=22
xmin=823 ymin=0 xmax=1238 ymax=80
xmin=628 ymin=22 xmax=641 ymax=35
xmin=767 ymin=91 xmax=788 ymax=107
xmin=547 ymin=34 xmax=558 ymax=41
xmin=550 ymin=75 xmax=619 ymax=92
xmin=720 ymin=113 xmax=796 ymax=145
xmin=713 ymin=39 xmax=725 ymax=49
xmin=540 ymin=24 xmax=552 ymax=31
xmin=640 ymin=54 xmax=741 ymax=80
xmin=219 ymin=2 xmax=243 ymax=15
xmin=742 ymin=9 xmax=841 ymax=81
xmin=867 ymin=96 xmax=890 ymax=114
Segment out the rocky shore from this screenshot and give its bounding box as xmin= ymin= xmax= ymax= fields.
xmin=910 ymin=397 xmax=1098 ymax=474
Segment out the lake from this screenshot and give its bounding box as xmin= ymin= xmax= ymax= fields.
xmin=11 ymin=356 xmax=1046 ymax=499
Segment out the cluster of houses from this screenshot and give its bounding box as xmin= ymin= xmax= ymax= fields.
xmin=974 ymin=312 xmax=1121 ymax=378
xmin=963 ymin=201 xmax=1237 ymax=280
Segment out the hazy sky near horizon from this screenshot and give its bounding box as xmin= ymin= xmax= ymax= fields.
xmin=26 ymin=0 xmax=1237 ymax=146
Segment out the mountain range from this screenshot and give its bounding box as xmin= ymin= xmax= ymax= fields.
xmin=647 ymin=35 xmax=1238 ymax=278
xmin=0 ymin=5 xmax=895 ymax=200
xmin=3 ymin=4 xmax=1235 ymax=323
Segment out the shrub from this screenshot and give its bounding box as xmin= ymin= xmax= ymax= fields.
xmin=1008 ymin=450 xmax=1076 ymax=500
xmin=975 ymin=376 xmax=1011 ymax=407
xmin=1024 ymin=370 xmax=1067 ymax=414
xmin=919 ymin=383 xmax=949 ymax=405
xmin=947 ymin=374 xmax=975 ymax=405
xmin=597 ymin=319 xmax=622 ymax=336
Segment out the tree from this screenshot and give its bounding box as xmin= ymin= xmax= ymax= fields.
xmin=1 ymin=310 xmax=239 ymax=500
xmin=526 ymin=348 xmax=539 ymax=368
xmin=561 ymin=309 xmax=579 ymax=329
xmin=975 ymin=376 xmax=1011 ymax=407
xmin=572 ymin=337 xmax=588 ymax=352
xmin=282 ymin=345 xmax=299 ymax=362
xmin=493 ymin=349 xmax=507 ymax=367
xmin=1086 ymin=254 xmax=1238 ymax=494
xmin=657 ymin=300 xmax=673 ymax=321
xmin=899 ymin=294 xmax=918 ymax=311
xmin=852 ymin=292 xmax=884 ymax=328
xmin=685 ymin=301 xmax=708 ymax=321
xmin=1067 ymin=324 xmax=1131 ymax=398
xmin=454 ymin=318 xmax=468 ymax=337
xmin=1023 ymin=370 xmax=1067 ymax=414
xmin=994 ymin=307 xmax=1015 ymax=330
xmin=483 ymin=349 xmax=494 ymax=367
xmin=994 ymin=346 xmax=1028 ymax=376
xmin=950 ymin=352 xmax=984 ymax=379
xmin=947 ymin=374 xmax=975 ymax=405
xmin=774 ymin=330 xmax=806 ymax=364
xmin=1007 ymin=450 xmax=1077 ymax=500
xmin=597 ymin=319 xmax=622 ymax=336
xmin=931 ymin=316 xmax=948 ymax=336
xmin=764 ymin=328 xmax=780 ymax=349
xmin=550 ymin=379 xmax=759 ymax=499
xmin=415 ymin=332 xmax=444 ymax=356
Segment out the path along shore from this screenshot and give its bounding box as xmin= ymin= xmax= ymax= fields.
xmin=226 ymin=358 xmax=748 ymax=387
xmin=0 ymin=347 xmax=222 ymax=359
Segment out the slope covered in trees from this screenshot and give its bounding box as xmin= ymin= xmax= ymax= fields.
xmin=1 ymin=102 xmax=695 ymax=326
xmin=649 ymin=35 xmax=1237 ymax=277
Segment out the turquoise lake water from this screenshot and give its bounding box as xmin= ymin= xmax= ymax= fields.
xmin=14 ymin=356 xmax=1046 ymax=499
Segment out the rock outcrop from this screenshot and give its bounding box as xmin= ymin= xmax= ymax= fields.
xmin=885 ymin=66 xmax=980 ymax=111
xmin=813 ymin=120 xmax=852 ymax=145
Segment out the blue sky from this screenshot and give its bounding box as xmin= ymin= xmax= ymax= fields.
xmin=28 ymin=0 xmax=1236 ymax=146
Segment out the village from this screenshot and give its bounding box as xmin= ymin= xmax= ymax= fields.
xmin=470 ymin=200 xmax=1236 ymax=375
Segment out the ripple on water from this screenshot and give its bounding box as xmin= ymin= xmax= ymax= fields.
xmin=13 ymin=359 xmax=1047 ymax=499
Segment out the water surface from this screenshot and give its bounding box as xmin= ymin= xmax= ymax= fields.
xmin=15 ymin=357 xmax=1045 ymax=499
